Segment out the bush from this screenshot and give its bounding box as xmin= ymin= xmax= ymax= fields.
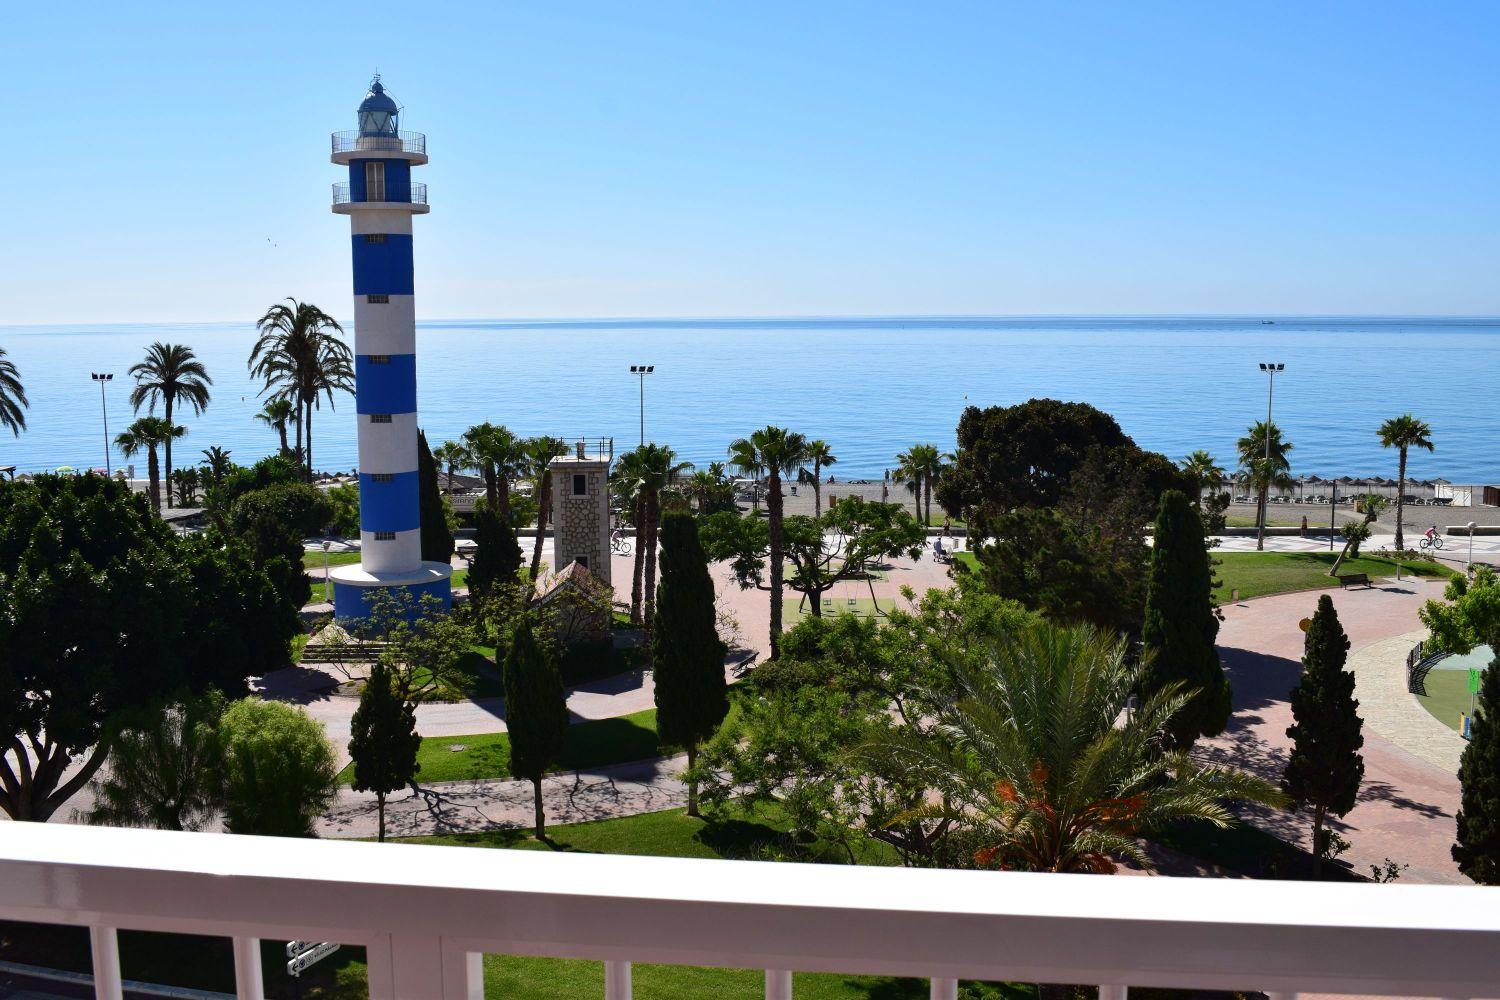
xmin=218 ymin=699 xmax=339 ymax=837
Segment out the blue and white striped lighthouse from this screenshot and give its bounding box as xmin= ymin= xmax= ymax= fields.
xmin=327 ymin=76 xmax=452 ymax=620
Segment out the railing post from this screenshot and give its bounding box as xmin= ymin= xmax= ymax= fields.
xmin=605 ymin=959 xmax=632 ymax=999
xmin=1098 ymin=986 xmax=1127 ymax=1000
xmin=232 ymin=937 xmax=265 ymax=1000
xmin=930 ymin=977 xmax=958 ymax=1000
xmin=1266 ymin=992 xmax=1297 ymax=1000
xmin=89 ymin=926 xmax=123 ymax=1000
xmin=367 ymin=934 xmax=478 ymax=1000
xmin=765 ymin=969 xmax=792 ymax=1000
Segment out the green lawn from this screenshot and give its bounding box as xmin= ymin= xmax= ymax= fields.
xmin=783 ymin=596 xmax=897 ymax=621
xmin=302 ymin=549 xmax=363 ymax=569
xmin=338 ymin=707 xmax=666 ymax=784
xmin=1214 ymin=551 xmax=1453 ymax=603
xmin=1224 ymin=515 xmax=1309 ymax=528
xmin=1414 ymin=667 xmax=1480 ymax=732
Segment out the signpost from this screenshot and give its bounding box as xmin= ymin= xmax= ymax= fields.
xmin=286 ymin=940 xmax=341 ymax=978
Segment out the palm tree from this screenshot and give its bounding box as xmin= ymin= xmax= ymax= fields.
xmin=462 ymin=422 xmax=525 ymax=522
xmin=1377 ymin=414 xmax=1434 ymax=551
xmin=803 ymin=440 xmax=837 ymax=517
xmin=877 ymin=622 xmax=1282 ymax=875
xmin=249 ymin=299 xmax=352 ymax=479
xmin=129 ymin=342 xmax=212 ymax=507
xmin=612 ymin=450 xmax=648 ymax=623
xmin=894 ymin=443 xmax=946 ymax=526
xmin=254 ymin=398 xmax=298 ymax=461
xmin=522 ymin=436 xmax=570 ymax=581
xmin=1181 ymin=449 xmax=1224 ymax=507
xmin=633 ymin=443 xmax=694 ymax=646
xmin=116 ymin=417 xmax=184 ymax=513
xmin=0 ymin=347 xmax=28 ymax=436
xmin=433 ymin=440 xmax=469 ymax=493
xmin=728 ymin=427 xmax=807 ymax=659
xmin=170 ymin=466 xmax=202 ymax=506
xmin=200 ymin=446 xmax=233 ymax=488
xmin=1236 ymin=421 xmax=1294 ymax=551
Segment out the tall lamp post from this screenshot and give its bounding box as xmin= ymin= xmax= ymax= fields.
xmin=629 ymin=365 xmax=654 ymax=446
xmin=91 ymin=372 xmax=114 ymax=475
xmin=1257 ymin=362 xmax=1285 ymax=460
xmin=1468 ymin=521 xmax=1478 ymax=572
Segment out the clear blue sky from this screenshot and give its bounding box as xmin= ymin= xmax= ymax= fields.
xmin=7 ymin=1 xmax=1498 ymax=323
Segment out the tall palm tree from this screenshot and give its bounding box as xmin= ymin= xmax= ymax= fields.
xmin=1377 ymin=414 xmax=1434 ymax=551
xmin=877 ymin=622 xmax=1281 ymax=875
xmin=1236 ymin=421 xmax=1294 ymax=551
xmin=728 ymin=427 xmax=807 ymax=659
xmin=116 ymin=417 xmax=184 ymax=513
xmin=1181 ymin=449 xmax=1224 ymax=507
xmin=170 ymin=466 xmax=202 ymax=506
xmin=433 ymin=440 xmax=469 ymax=493
xmin=200 ymin=446 xmax=233 ymax=488
xmin=803 ymin=440 xmax=837 ymax=517
xmin=612 ymin=449 xmax=648 ymax=623
xmin=254 ymin=398 xmax=298 ymax=460
xmin=461 ymin=422 xmax=525 ymax=522
xmin=249 ymin=299 xmax=352 ymax=479
xmin=0 ymin=347 xmax=28 ymax=436
xmin=129 ymin=342 xmax=212 ymax=507
xmin=633 ymin=443 xmax=694 ymax=646
xmin=522 ymin=436 xmax=570 ymax=581
xmin=894 ymin=443 xmax=946 ymax=525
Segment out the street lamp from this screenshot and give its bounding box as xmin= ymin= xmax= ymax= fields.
xmin=1257 ymin=362 xmax=1285 ymax=461
xmin=322 ymin=539 xmax=333 ymax=606
xmin=629 ymin=365 xmax=654 ymax=446
xmin=1468 ymin=521 xmax=1477 ymax=571
xmin=91 ymin=373 xmax=114 ymax=475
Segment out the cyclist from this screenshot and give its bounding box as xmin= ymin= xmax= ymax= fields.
xmin=1423 ymin=524 xmax=1439 ymax=546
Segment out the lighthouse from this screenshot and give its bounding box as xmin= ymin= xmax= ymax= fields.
xmin=327 ymin=76 xmax=451 ymax=620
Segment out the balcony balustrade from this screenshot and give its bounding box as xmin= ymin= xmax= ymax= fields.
xmin=0 ymin=823 xmax=1497 ymax=1000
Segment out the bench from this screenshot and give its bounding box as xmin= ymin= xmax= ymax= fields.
xmin=1337 ymin=573 xmax=1371 ymax=589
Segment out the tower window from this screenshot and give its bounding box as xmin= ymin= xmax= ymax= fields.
xmin=370 ymin=413 xmax=392 ymax=424
xmin=367 ymin=354 xmax=391 ymax=364
xmin=572 ymin=474 xmax=587 ymax=496
xmin=575 ymin=555 xmax=589 ymax=569
xmin=372 ymin=473 xmax=394 ymax=483
xmin=364 ymin=233 xmax=387 ymax=244
xmin=374 ymin=531 xmax=396 ymax=541
xmin=365 ymin=160 xmax=385 ymax=201
xmin=366 ymin=294 xmax=389 ymax=304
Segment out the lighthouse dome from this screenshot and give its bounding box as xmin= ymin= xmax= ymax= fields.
xmin=358 ymin=78 xmax=399 ymax=136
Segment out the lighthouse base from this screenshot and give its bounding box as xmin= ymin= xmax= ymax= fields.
xmin=329 ymin=561 xmax=453 ymax=622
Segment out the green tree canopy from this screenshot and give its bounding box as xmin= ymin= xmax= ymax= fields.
xmin=653 ymin=512 xmax=729 ymax=816
xmin=468 ymin=501 xmax=523 ymax=604
xmin=348 ymin=661 xmax=421 ymax=842
xmin=81 ymin=691 xmax=227 ymax=832
xmin=1140 ymin=490 xmax=1230 ymax=748
xmin=0 ymin=474 xmax=295 ymax=821
xmin=219 ymin=698 xmax=339 ymax=838
xmin=418 ymin=429 xmax=456 ymax=563
xmin=504 ymin=617 xmax=569 ymax=838
xmin=1282 ymin=594 xmax=1364 ymax=878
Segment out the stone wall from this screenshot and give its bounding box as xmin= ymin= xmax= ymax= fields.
xmin=550 ymin=456 xmax=612 ymax=587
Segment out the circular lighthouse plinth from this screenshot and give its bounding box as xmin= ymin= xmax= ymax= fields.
xmin=329 ymin=561 xmax=453 ymax=621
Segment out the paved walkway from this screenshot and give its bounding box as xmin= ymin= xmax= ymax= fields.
xmin=1350 ymin=629 xmax=1467 ymax=774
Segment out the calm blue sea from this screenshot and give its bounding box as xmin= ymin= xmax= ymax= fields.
xmin=2 ymin=316 xmax=1497 ymax=482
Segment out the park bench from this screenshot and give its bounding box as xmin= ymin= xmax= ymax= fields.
xmin=1337 ymin=573 xmax=1371 ymax=589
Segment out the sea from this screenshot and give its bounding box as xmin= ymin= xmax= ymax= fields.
xmin=1 ymin=316 xmax=1497 ymax=483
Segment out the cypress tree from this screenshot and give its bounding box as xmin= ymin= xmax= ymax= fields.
xmin=347 ymin=661 xmax=421 ymax=842
xmin=1283 ymin=594 xmax=1364 ymax=879
xmin=417 ymin=430 xmax=455 ymax=564
xmin=1140 ymin=489 xmax=1230 ymax=748
xmin=653 ymin=512 xmax=729 ymax=816
xmin=504 ymin=617 xmax=568 ymax=838
xmin=1454 ymin=649 xmax=1500 ymax=884
xmin=469 ymin=502 xmax=522 ymax=602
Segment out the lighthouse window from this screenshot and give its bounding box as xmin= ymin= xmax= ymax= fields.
xmin=365 ymin=160 xmax=385 ymax=201
xmin=572 ymin=474 xmax=587 ymax=496
xmin=363 ymin=233 xmax=387 ymax=244
xmin=368 ymin=354 xmax=390 ymax=364
xmin=372 ymin=473 xmax=394 ymax=483
xmin=374 ymin=531 xmax=396 ymax=541
xmin=366 ymin=294 xmax=389 ymax=304
xmin=370 ymin=413 xmax=392 ymax=424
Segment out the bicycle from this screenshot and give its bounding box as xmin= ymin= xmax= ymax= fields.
xmin=1419 ymin=534 xmax=1445 ymax=551
xmin=610 ymin=531 xmax=632 ymax=555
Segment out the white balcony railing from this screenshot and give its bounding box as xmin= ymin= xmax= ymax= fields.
xmin=1 ymin=823 xmax=1498 ymax=1000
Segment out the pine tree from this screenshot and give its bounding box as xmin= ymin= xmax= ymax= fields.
xmin=417 ymin=430 xmax=455 ymax=564
xmin=348 ymin=661 xmax=421 ymax=842
xmin=653 ymin=512 xmax=729 ymax=816
xmin=1140 ymin=489 xmax=1230 ymax=749
xmin=1283 ymin=594 xmax=1364 ymax=878
xmin=468 ymin=502 xmax=522 ymax=602
xmin=504 ymin=617 xmax=568 ymax=838
xmin=1454 ymin=648 xmax=1500 ymax=884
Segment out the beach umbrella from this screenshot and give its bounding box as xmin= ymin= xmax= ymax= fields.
xmin=53 ymin=465 xmax=75 ymax=474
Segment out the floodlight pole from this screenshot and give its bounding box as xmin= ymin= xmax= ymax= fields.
xmin=91 ymin=373 xmax=114 ymax=475
xmin=630 ymin=365 xmax=654 ymax=446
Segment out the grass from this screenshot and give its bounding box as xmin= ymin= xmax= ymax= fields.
xmin=1151 ymin=818 xmax=1361 ymax=881
xmin=1213 ymin=551 xmax=1453 ymax=603
xmin=783 ymin=596 xmax=898 ymax=621
xmin=337 ymin=707 xmax=666 ymax=784
xmin=302 ymin=549 xmax=363 ymax=569
xmin=1414 ymin=666 xmax=1481 ymax=732
xmin=1224 ymin=515 xmax=1308 ymax=528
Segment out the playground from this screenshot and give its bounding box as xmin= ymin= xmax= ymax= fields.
xmin=1413 ymin=644 xmax=1493 ymax=733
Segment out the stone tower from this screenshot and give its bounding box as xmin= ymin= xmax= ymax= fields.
xmin=549 ymin=442 xmax=612 ymax=587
